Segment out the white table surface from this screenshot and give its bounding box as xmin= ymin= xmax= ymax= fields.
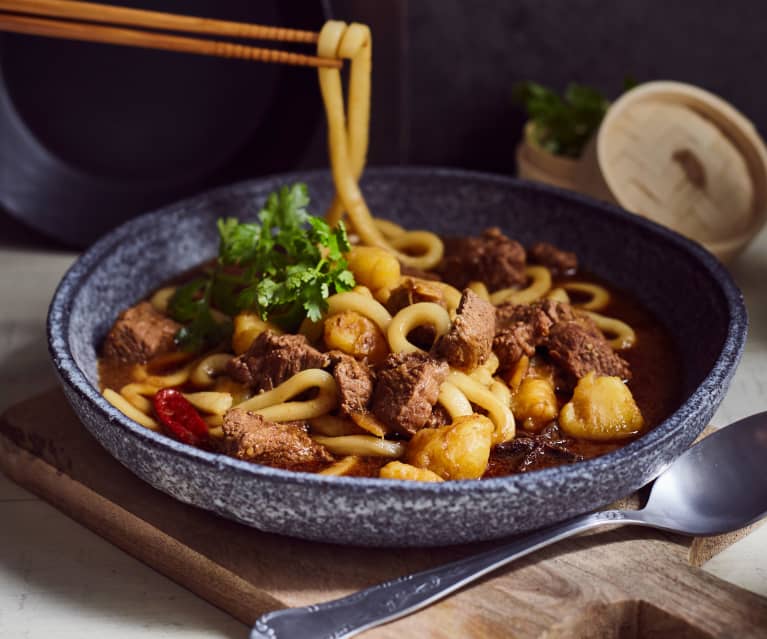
xmin=0 ymin=224 xmax=766 ymax=638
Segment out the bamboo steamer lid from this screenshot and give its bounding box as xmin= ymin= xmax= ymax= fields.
xmin=592 ymin=81 xmax=767 ymax=262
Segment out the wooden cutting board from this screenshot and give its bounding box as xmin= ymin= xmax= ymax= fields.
xmin=1 ymin=389 xmax=766 ymax=638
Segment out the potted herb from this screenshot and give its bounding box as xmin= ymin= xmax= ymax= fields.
xmin=513 ymin=82 xmax=610 ymax=191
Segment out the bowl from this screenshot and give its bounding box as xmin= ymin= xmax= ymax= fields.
xmin=48 ymin=167 xmax=747 ymax=547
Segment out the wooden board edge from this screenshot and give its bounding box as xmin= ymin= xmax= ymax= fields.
xmin=690 ymin=519 xmax=767 ymax=568
xmin=0 ymin=423 xmax=281 ymax=626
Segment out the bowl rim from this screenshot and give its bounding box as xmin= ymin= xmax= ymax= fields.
xmin=47 ymin=166 xmax=748 ymax=497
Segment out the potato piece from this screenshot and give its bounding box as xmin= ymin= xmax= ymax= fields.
xmin=347 ymin=246 xmax=401 ymax=291
xmin=559 ymin=372 xmax=644 ymax=441
xmin=380 ymin=461 xmax=444 ymax=482
xmin=405 ymin=415 xmax=494 ymax=480
xmin=512 ymin=377 xmax=558 ymax=432
xmin=232 ymin=311 xmax=282 ymax=355
xmin=324 ymin=310 xmax=389 ymax=364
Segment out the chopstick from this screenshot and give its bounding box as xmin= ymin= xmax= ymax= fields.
xmin=0 ymin=0 xmax=318 ymax=44
xmin=0 ymin=0 xmax=342 ymax=69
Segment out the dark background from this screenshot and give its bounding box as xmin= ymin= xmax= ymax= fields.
xmin=2 ymin=0 xmax=766 ymax=247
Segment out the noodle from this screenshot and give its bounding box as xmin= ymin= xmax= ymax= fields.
xmin=374 ymin=218 xmax=406 ymax=239
xmin=546 ymin=287 xmax=570 ymax=303
xmin=447 ymin=371 xmax=515 ymax=444
xmin=319 ymin=456 xmax=362 ymax=476
xmin=581 ymin=310 xmax=637 ymax=350
xmin=467 ymin=281 xmax=490 ymax=301
xmin=562 ymin=282 xmax=610 ymax=311
xmin=309 ymin=415 xmax=362 ymax=437
xmin=182 ymin=392 xmax=232 ymax=415
xmin=317 ymin=21 xmax=443 ymax=269
xmin=490 ymin=266 xmax=552 ymax=305
xmin=234 ymin=368 xmax=338 ymax=422
xmin=119 ymin=382 xmax=159 ymax=413
xmin=189 ymin=353 xmax=232 ymax=388
xmin=437 ymin=381 xmax=473 ymax=420
xmin=104 ymin=388 xmax=159 ymax=431
xmin=387 ymin=302 xmax=451 ymax=354
xmin=311 ymin=435 xmax=405 ymax=458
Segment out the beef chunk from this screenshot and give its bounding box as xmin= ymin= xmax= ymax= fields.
xmin=494 ymin=300 xmax=569 ymax=372
xmin=102 ymin=301 xmax=180 ymax=363
xmin=433 ymin=289 xmax=496 ymax=370
xmin=546 ymin=321 xmax=631 ymax=383
xmin=486 ymin=423 xmax=584 ymax=475
xmin=528 ymin=242 xmax=578 ymax=276
xmin=386 ymin=277 xmax=446 ymax=349
xmin=495 ymin=298 xmax=577 ymax=331
xmin=494 ymin=324 xmax=542 ymax=372
xmin=227 ymin=331 xmax=329 ymax=391
xmin=371 ymin=352 xmax=449 ymax=436
xmin=221 ymin=408 xmax=333 ymax=471
xmin=493 ymin=300 xmax=602 ymax=374
xmin=327 ymin=351 xmax=374 ymax=416
xmin=386 ymin=277 xmax=446 ymax=313
xmin=425 ymin=404 xmax=452 ymax=429
xmin=493 ymin=299 xmax=631 ymax=384
xmin=438 ymin=227 xmax=526 ymax=292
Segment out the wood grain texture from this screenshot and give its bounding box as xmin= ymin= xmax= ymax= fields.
xmin=1 ymin=389 xmax=766 ymax=638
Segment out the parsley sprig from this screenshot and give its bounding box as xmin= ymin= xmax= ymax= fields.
xmin=167 ymin=183 xmax=355 ymax=352
xmin=512 ymin=81 xmax=610 ymax=158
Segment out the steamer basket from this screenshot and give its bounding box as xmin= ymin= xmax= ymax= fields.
xmin=517 ymin=82 xmax=767 ymax=262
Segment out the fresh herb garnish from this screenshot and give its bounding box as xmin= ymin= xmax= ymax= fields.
xmin=166 ymin=183 xmax=355 ymax=352
xmin=167 ymin=278 xmax=232 ymax=353
xmin=512 ymin=81 xmax=610 ymax=158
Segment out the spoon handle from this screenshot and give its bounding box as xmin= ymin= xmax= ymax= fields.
xmin=251 ymin=509 xmax=635 ymax=639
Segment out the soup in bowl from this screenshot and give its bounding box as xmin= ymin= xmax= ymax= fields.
xmin=48 ymin=168 xmax=746 ymax=546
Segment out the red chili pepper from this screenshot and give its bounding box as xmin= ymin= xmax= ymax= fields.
xmin=153 ymin=388 xmax=209 ymax=446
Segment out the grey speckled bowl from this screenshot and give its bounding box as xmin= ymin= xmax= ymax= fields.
xmin=48 ymin=168 xmax=746 ymax=547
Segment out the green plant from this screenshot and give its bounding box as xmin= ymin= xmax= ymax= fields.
xmin=512 ymin=81 xmax=610 ymax=158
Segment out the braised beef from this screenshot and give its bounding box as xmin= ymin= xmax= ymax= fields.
xmin=438 ymin=227 xmax=526 ymax=292
xmin=486 ymin=423 xmax=584 ymax=475
xmin=227 ymin=330 xmax=330 ymax=391
xmin=327 ymin=350 xmax=374 ymax=416
xmin=386 ymin=277 xmax=446 ymax=313
xmin=424 ymin=404 xmax=452 ymax=429
xmin=494 ymin=300 xmax=617 ymax=379
xmin=528 ymin=241 xmax=578 ymax=276
xmin=102 ymin=301 xmax=180 ymax=363
xmin=221 ymin=408 xmax=333 ymax=471
xmin=546 ymin=321 xmax=631 ymax=383
xmin=433 ymin=289 xmax=495 ymax=370
xmin=371 ymin=352 xmax=449 ymax=435
xmin=495 ymin=298 xmax=577 ymax=332
xmin=493 ymin=300 xmax=565 ymax=372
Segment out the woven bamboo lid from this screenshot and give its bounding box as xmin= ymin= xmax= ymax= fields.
xmin=594 ymin=82 xmax=767 ymax=261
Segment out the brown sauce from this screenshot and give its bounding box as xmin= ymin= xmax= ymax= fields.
xmin=99 ymin=270 xmax=682 ymax=478
xmin=484 ymin=273 xmax=682 ymax=476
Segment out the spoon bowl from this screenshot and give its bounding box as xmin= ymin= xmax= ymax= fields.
xmin=640 ymin=412 xmax=767 ymax=536
xmin=252 ymin=412 xmax=767 ymax=639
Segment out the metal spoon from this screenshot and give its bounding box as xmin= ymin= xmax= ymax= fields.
xmin=251 ymin=412 xmax=767 ymax=639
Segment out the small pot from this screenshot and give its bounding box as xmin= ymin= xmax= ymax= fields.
xmin=515 ymin=122 xmax=586 ymax=192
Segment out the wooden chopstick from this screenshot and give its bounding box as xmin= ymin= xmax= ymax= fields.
xmin=0 ymin=13 xmax=342 ymax=69
xmin=0 ymin=0 xmax=319 ymax=44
